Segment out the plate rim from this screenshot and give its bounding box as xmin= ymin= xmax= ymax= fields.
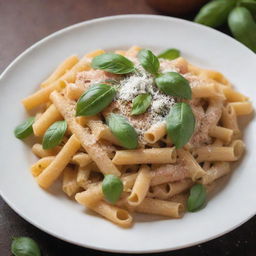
xmin=0 ymin=14 xmax=255 ymax=253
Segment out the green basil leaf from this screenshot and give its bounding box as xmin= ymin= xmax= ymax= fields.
xmin=104 ymin=78 xmax=120 ymax=85
xmin=240 ymin=0 xmax=256 ymax=15
xmin=11 ymin=237 xmax=41 ymax=256
xmin=157 ymin=48 xmax=180 ymax=60
xmin=131 ymin=93 xmax=152 ymax=115
xmin=107 ymin=113 xmax=138 ymax=149
xmin=91 ymin=53 xmax=135 ymax=74
xmin=155 ymin=72 xmax=192 ymax=99
xmin=102 ymin=174 xmax=123 ymax=203
xmin=76 ymin=83 xmax=116 ymax=116
xmin=14 ymin=117 xmax=35 ymax=139
xmin=166 ymin=102 xmax=195 ymax=148
xmin=194 ymin=0 xmax=236 ymax=27
xmin=138 ymin=49 xmax=160 ymax=75
xmin=187 ymin=184 xmax=207 ymax=212
xmin=228 ymin=7 xmax=256 ymax=52
xmin=42 ymin=120 xmax=67 ymax=150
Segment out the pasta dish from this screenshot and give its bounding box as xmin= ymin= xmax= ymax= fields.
xmin=14 ymin=46 xmax=253 ymax=228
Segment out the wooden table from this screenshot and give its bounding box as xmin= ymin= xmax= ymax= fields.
xmin=0 ymin=0 xmax=255 ymax=255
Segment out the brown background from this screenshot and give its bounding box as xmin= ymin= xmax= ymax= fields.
xmin=0 ymin=0 xmax=255 ymax=255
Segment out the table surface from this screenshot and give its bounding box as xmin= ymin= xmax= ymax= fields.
xmin=0 ymin=0 xmax=255 ymax=255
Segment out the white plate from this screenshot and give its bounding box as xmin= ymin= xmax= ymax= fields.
xmin=0 ymin=15 xmax=255 ymax=253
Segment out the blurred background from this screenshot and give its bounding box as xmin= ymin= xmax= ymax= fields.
xmin=1 ymin=0 xmax=212 ymax=71
xmin=0 ymin=0 xmax=255 ymax=255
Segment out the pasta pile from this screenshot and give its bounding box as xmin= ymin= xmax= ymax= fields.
xmin=16 ymin=46 xmax=253 ymax=228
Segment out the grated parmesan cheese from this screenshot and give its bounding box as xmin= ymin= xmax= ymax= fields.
xmin=118 ymin=66 xmax=154 ymax=101
xmin=116 ymin=65 xmax=176 ymax=137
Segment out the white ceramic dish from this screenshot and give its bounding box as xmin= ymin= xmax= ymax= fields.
xmin=0 ymin=15 xmax=255 ymax=253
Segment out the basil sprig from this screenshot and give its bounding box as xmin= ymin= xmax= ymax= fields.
xmin=194 ymin=0 xmax=256 ymax=52
xmin=102 ymin=174 xmax=123 ymax=203
xmin=11 ymin=237 xmax=41 ymax=256
xmin=187 ymin=184 xmax=207 ymax=212
xmin=14 ymin=117 xmax=35 ymax=139
xmin=228 ymin=7 xmax=256 ymax=52
xmin=158 ymin=48 xmax=180 ymax=60
xmin=194 ymin=0 xmax=236 ymax=28
xmin=131 ymin=93 xmax=152 ymax=115
xmin=166 ymin=103 xmax=195 ymax=148
xmin=107 ymin=113 xmax=138 ymax=149
xmin=76 ymin=83 xmax=116 ymax=116
xmin=155 ymin=72 xmax=192 ymax=99
xmin=138 ymin=49 xmax=160 ymax=75
xmin=92 ymin=53 xmax=135 ymax=74
xmin=42 ymin=120 xmax=67 ymax=149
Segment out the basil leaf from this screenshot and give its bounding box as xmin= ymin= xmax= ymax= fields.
xmin=76 ymin=83 xmax=116 ymax=116
xmin=42 ymin=120 xmax=67 ymax=150
xmin=228 ymin=7 xmax=256 ymax=52
xmin=91 ymin=53 xmax=135 ymax=74
xmin=187 ymin=184 xmax=207 ymax=212
xmin=14 ymin=117 xmax=35 ymax=139
xmin=194 ymin=0 xmax=236 ymax=28
xmin=131 ymin=93 xmax=152 ymax=115
xmin=11 ymin=237 xmax=41 ymax=256
xmin=138 ymin=49 xmax=160 ymax=75
xmin=155 ymin=72 xmax=192 ymax=99
xmin=104 ymin=78 xmax=120 ymax=85
xmin=166 ymin=103 xmax=195 ymax=148
xmin=107 ymin=113 xmax=138 ymax=149
xmin=102 ymin=174 xmax=123 ymax=203
xmin=158 ymin=48 xmax=180 ymax=60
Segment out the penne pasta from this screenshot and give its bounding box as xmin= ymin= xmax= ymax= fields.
xmin=151 ymin=163 xmax=190 ymax=186
xmin=112 ymin=148 xmax=177 ymax=165
xmin=135 ymin=198 xmax=184 ymax=218
xmin=62 ymin=166 xmax=80 ymax=197
xmin=209 ymin=126 xmax=234 ymax=144
xmin=147 ymin=179 xmax=193 ymax=199
xmin=36 ymin=135 xmax=81 ymax=189
xmin=177 ymin=149 xmax=206 ymax=181
xmin=71 ymin=152 xmax=92 ymax=167
xmin=86 ymin=201 xmax=133 ymax=228
xmin=41 ymin=55 xmax=79 ymax=87
xmin=31 ymin=156 xmax=55 ymax=177
xmin=194 ymin=140 xmax=245 ymax=162
xmin=192 ymin=82 xmax=224 ymax=98
xmin=65 ymin=82 xmax=87 ymax=100
xmin=127 ymin=165 xmax=151 ymax=206
xmin=32 ymin=143 xmax=61 ymax=158
xmin=33 ymin=104 xmax=62 ymax=136
xmin=76 ymin=164 xmax=92 ymax=189
xmin=77 ymin=115 xmax=118 ymax=146
xmin=200 ymin=70 xmax=231 ymax=86
xmin=200 ymin=162 xmax=231 ymax=185
xmin=229 ymin=102 xmax=253 ymax=116
xmin=144 ymin=122 xmax=166 ymax=144
xmin=221 ymin=104 xmax=240 ymax=138
xmin=222 ymin=87 xmax=248 ymax=102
